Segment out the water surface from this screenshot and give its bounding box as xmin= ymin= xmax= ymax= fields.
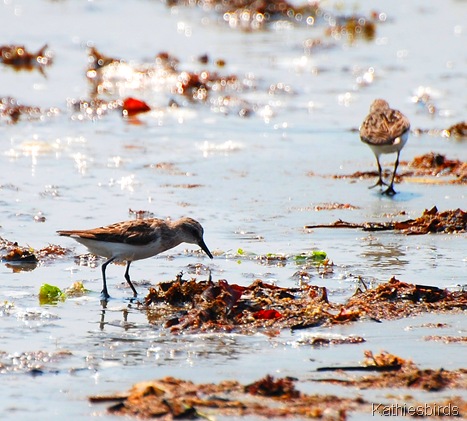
xmin=1 ymin=0 xmax=466 ymax=419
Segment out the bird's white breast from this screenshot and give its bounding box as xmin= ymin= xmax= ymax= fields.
xmin=71 ymin=236 xmax=164 ymax=262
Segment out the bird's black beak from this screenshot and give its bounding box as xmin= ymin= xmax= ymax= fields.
xmin=199 ymin=239 xmax=213 ymax=259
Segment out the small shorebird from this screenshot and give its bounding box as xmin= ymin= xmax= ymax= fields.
xmin=57 ymin=217 xmax=213 ymax=299
xmin=360 ymin=99 xmax=410 ymax=195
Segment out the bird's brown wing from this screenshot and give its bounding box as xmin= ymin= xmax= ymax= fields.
xmin=360 ymin=109 xmax=410 ymax=145
xmin=57 ymin=219 xmax=164 ymax=246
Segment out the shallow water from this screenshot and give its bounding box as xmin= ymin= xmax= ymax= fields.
xmin=1 ymin=0 xmax=466 ymax=419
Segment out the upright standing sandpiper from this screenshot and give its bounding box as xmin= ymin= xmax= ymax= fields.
xmin=360 ymin=99 xmax=410 ymax=195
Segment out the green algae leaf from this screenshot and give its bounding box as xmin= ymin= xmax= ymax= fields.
xmin=293 ymin=251 xmax=327 ymax=264
xmin=39 ymin=283 xmax=65 ymax=305
xmin=236 ymin=248 xmax=257 ymax=257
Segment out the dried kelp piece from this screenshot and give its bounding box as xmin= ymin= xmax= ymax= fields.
xmin=36 ymin=244 xmax=69 ymax=259
xmin=393 ymin=207 xmax=466 ymax=234
xmin=167 ymin=0 xmax=321 ymax=31
xmin=410 ymin=153 xmax=459 ymax=173
xmin=306 ymin=207 xmax=467 ymax=234
xmin=87 ymin=46 xmax=120 ymax=71
xmin=165 ymin=0 xmax=381 ymax=40
xmin=444 ymin=121 xmax=467 ymax=138
xmin=362 ymin=350 xmax=406 ymax=369
xmin=325 ymin=15 xmax=377 ymax=42
xmin=0 ymin=44 xmax=52 ymax=72
xmin=1 ymin=237 xmax=38 ymax=271
xmin=332 ymin=169 xmax=403 ymax=183
xmin=316 ymin=350 xmax=467 ymax=392
xmin=90 ymin=375 xmax=367 ymax=418
xmin=142 ymin=274 xmax=466 ymax=333
xmin=312 ymin=202 xmax=360 ymax=211
xmin=245 ymin=375 xmax=299 ymax=398
xmin=333 ymin=152 xmax=466 ymax=184
xmin=144 ymin=162 xmax=193 ymax=176
xmin=0 ymin=236 xmax=71 ymax=271
xmin=406 ymin=153 xmax=466 ymax=183
xmin=2 ymin=246 xmax=37 ymax=264
xmin=296 ymin=335 xmax=365 ymax=347
xmin=345 ymin=277 xmax=466 ymax=321
xmin=143 ymin=277 xmax=323 ymax=332
xmin=424 ymin=336 xmax=467 ymax=344
xmin=0 ymin=96 xmax=59 ymax=124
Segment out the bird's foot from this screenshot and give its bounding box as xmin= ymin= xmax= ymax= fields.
xmin=382 ymin=185 xmax=397 ymax=196
xmin=100 ymin=289 xmax=110 ymax=301
xmin=368 ymin=179 xmax=388 ymax=189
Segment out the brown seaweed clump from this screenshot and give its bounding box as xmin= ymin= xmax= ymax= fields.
xmin=305 ymin=207 xmax=467 ymax=234
xmin=317 ymin=350 xmax=467 ymax=393
xmin=166 ymin=0 xmax=321 ymax=31
xmin=141 ymin=275 xmax=466 ymax=333
xmin=443 ymin=121 xmax=467 ymax=138
xmin=391 ymin=207 xmax=467 ymax=234
xmin=0 ymin=236 xmax=70 ymax=271
xmin=164 ymin=0 xmax=381 ymax=39
xmin=345 ymin=277 xmax=466 ymax=321
xmin=333 ymin=153 xmax=466 ymax=185
xmin=89 ymin=375 xmax=364 ymax=419
xmin=408 ymin=152 xmax=467 ymax=183
xmin=89 ymin=357 xmax=466 ymax=419
xmin=325 ymin=15 xmax=376 ymax=42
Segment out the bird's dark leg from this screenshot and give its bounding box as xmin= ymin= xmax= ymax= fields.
xmin=124 ymin=261 xmax=138 ymax=297
xmin=101 ymin=257 xmax=116 ymax=300
xmin=383 ymin=151 xmax=400 ymax=196
xmin=369 ymin=156 xmax=388 ymax=189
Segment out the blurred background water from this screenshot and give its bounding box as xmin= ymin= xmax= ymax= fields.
xmin=0 ymin=0 xmax=466 ymax=419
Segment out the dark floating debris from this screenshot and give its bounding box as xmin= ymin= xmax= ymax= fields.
xmin=0 ymin=44 xmax=53 ymax=72
xmin=305 ymin=207 xmax=467 ymax=234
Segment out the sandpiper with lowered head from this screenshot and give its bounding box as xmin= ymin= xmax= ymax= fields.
xmin=57 ymin=217 xmax=213 ymax=299
xmin=359 ymin=99 xmax=410 ymax=195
